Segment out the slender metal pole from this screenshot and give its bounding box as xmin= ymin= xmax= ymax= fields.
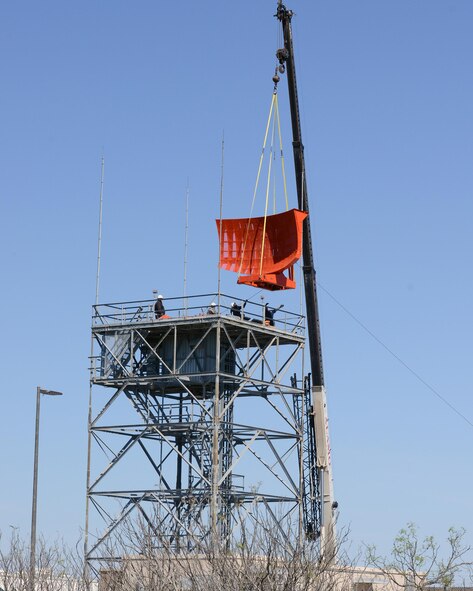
xmin=217 ymin=132 xmax=225 ymax=312
xmin=30 ymin=387 xmax=41 ymax=591
xmin=83 ymin=378 xmax=93 ymax=585
xmin=29 ymin=388 xmax=62 ymax=589
xmin=95 ymin=156 xmax=105 ymax=307
xmin=183 ymin=180 xmax=189 ymax=314
xmin=211 ymin=321 xmax=222 ymax=544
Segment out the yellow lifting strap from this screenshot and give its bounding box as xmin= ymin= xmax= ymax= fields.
xmin=275 ymin=93 xmax=289 ymax=211
xmin=238 ymin=90 xmax=289 ymax=278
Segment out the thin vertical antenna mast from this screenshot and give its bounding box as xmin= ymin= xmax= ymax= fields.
xmin=183 ymin=179 xmax=189 ymax=314
xmin=95 ymin=156 xmax=105 ymax=306
xmin=87 ymin=153 xmax=104 ymax=580
xmin=217 ymin=132 xmax=225 ymax=310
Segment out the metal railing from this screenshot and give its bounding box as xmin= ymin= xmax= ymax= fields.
xmin=92 ymin=293 xmax=305 ymax=335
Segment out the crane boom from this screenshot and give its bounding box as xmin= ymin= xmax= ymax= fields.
xmin=276 ymin=2 xmax=337 ymax=560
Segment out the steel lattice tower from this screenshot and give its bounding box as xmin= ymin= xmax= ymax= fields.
xmin=84 ymin=294 xmax=321 ymax=573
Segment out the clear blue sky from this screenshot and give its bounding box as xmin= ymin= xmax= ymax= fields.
xmin=0 ymin=0 xmax=472 ymax=558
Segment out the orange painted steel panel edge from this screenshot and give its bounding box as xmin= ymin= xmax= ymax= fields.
xmin=216 ymin=208 xmax=307 ymax=291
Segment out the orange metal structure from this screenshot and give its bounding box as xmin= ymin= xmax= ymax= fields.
xmin=216 ymin=208 xmax=307 ymax=291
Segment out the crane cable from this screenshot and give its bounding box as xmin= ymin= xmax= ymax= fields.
xmin=237 ymin=92 xmax=275 ymax=278
xmin=259 ymin=103 xmax=276 ymax=276
xmin=238 ymin=84 xmax=289 ymax=279
xmin=275 ymin=92 xmax=289 ymax=211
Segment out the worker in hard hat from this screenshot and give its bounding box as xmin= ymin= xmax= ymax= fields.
xmin=231 ymin=300 xmax=248 ymax=320
xmin=208 ymin=302 xmax=217 ymax=314
xmin=154 ymin=294 xmax=165 ymax=319
xmin=264 ymin=303 xmax=284 ymax=326
xmin=264 ymin=303 xmax=276 ymax=326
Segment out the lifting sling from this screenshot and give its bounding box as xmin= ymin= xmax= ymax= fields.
xmin=216 ymin=90 xmax=306 ymax=291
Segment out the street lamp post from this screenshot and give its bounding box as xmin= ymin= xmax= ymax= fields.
xmin=30 ymin=387 xmax=63 ymax=591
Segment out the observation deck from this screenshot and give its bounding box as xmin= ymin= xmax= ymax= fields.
xmin=92 ymin=292 xmax=305 ymax=336
xmin=91 ymin=293 xmax=305 ymax=391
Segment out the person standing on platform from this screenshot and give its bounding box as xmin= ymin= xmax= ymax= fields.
xmin=154 ymin=294 xmax=165 ymax=319
xmin=264 ymin=303 xmax=275 ymax=326
xmin=231 ymin=301 xmax=248 ymax=320
xmin=208 ymin=302 xmax=217 ymax=315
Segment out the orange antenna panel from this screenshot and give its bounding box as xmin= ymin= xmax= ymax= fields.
xmin=216 ymin=208 xmax=307 ymax=291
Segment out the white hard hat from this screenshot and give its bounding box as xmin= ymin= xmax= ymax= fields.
xmin=158 ymin=294 xmax=163 ymax=299
xmin=231 ymin=302 xmax=236 ymax=307
xmin=210 ymin=302 xmax=216 ymax=306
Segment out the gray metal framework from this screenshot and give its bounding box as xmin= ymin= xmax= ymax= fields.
xmin=85 ymin=293 xmax=319 ymax=572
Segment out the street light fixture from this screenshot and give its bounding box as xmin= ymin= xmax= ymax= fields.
xmin=30 ymin=386 xmax=63 ymax=591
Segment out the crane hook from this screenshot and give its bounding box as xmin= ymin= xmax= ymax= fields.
xmin=272 ymin=67 xmax=280 ymax=88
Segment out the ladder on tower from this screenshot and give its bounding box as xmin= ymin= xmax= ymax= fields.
xmin=292 ymin=374 xmax=321 ymax=539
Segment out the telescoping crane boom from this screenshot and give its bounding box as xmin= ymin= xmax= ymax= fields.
xmin=276 ymin=2 xmax=337 ymax=560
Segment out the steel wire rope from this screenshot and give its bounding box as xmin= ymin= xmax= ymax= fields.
xmin=259 ymin=96 xmax=277 ymax=277
xmin=274 ymin=92 xmax=289 ymax=211
xmin=237 ymin=89 xmax=290 ymax=280
xmin=272 ymin=120 xmax=277 ymax=215
xmin=272 ymin=165 xmax=277 ymax=214
xmin=313 ymin=275 xmax=473 ymax=429
xmin=237 ymin=93 xmax=276 ymax=278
